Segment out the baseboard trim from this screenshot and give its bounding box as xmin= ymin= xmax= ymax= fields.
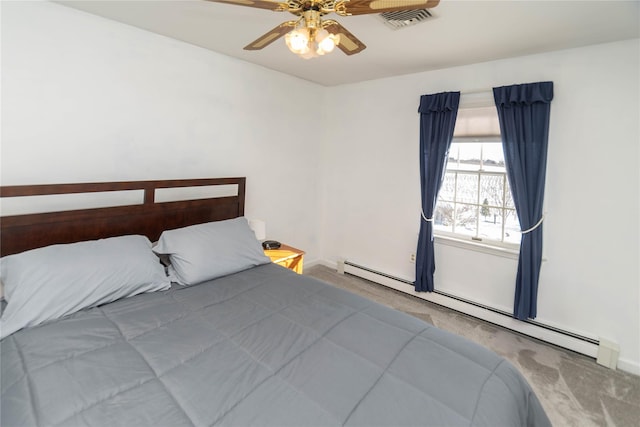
xmin=617 ymin=358 xmax=640 ymax=376
xmin=344 ymin=261 xmax=599 ymax=355
xmin=311 ymin=258 xmax=640 ymax=375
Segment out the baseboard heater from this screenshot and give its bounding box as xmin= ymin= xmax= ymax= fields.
xmin=341 ymin=260 xmax=602 ymax=361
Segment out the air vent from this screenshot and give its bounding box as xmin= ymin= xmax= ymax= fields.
xmin=379 ymin=8 xmax=434 ymax=30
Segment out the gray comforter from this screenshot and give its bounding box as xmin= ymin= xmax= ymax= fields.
xmin=1 ymin=263 xmax=550 ymax=426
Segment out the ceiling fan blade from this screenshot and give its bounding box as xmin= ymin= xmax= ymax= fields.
xmin=204 ymin=0 xmax=290 ymax=12
xmin=339 ymin=0 xmax=440 ymax=15
xmin=244 ymin=21 xmax=297 ymax=50
xmin=323 ymin=20 xmax=366 ymax=55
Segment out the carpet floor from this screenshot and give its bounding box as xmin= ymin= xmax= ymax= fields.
xmin=305 ymin=265 xmax=640 ymax=427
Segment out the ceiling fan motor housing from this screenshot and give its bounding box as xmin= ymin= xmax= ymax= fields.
xmin=303 ymin=10 xmax=323 ymax=30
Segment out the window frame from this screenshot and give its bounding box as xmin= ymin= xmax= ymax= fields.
xmin=432 ymin=100 xmax=521 ymax=251
xmin=434 ymin=158 xmax=520 ymax=251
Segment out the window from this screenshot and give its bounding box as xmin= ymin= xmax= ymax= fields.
xmin=433 ymin=104 xmax=521 ymax=247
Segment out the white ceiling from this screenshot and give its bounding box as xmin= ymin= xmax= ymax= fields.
xmin=56 ymin=0 xmax=639 ymax=86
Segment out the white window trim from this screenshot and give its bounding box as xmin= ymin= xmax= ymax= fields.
xmin=434 ymin=232 xmax=547 ymax=263
xmin=434 ymin=233 xmax=520 ymax=259
xmin=437 ymin=94 xmax=520 ymax=250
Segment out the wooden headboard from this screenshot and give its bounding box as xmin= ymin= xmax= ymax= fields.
xmin=0 ymin=178 xmax=246 ymax=257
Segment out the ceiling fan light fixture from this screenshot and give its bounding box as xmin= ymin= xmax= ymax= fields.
xmin=315 ymin=28 xmax=329 ymax=42
xmin=285 ymin=27 xmax=310 ymax=54
xmin=301 ymin=49 xmax=318 ymax=59
xmin=316 ymin=30 xmax=340 ymax=54
xmin=285 ymin=26 xmax=340 ymax=58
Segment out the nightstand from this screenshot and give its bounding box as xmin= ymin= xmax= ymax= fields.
xmin=264 ymin=244 xmax=305 ymax=274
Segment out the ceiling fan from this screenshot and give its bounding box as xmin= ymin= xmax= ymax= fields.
xmin=205 ymin=0 xmax=440 ymax=58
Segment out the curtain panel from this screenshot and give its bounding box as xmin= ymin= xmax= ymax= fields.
xmin=415 ymin=92 xmax=460 ymax=292
xmin=493 ymin=82 xmax=553 ymax=319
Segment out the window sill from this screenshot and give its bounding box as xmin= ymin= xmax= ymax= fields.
xmin=434 ymin=235 xmax=520 ymax=260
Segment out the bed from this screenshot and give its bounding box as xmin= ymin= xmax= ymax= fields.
xmin=0 ymin=178 xmax=551 ymax=427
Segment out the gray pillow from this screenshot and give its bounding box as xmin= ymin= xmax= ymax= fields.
xmin=153 ymin=217 xmax=271 ymax=286
xmin=0 ymin=235 xmax=170 ymax=338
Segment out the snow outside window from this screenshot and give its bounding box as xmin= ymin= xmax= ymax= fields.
xmin=434 ymin=105 xmax=521 ymax=248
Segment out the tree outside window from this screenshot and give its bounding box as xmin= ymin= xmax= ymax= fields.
xmin=434 ymin=140 xmax=521 ymax=246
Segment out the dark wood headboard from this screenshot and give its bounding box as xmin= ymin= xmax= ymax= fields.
xmin=0 ymin=178 xmax=246 ymax=257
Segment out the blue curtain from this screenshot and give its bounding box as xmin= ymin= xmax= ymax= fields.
xmin=415 ymin=92 xmax=460 ymax=292
xmin=493 ymin=82 xmax=553 ymax=320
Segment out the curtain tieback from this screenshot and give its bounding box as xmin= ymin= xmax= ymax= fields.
xmin=521 ymin=214 xmax=545 ymax=234
xmin=421 ymin=209 xmax=434 ymax=222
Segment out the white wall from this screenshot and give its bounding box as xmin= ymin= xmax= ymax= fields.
xmin=320 ymin=39 xmax=640 ymax=373
xmin=1 ymin=1 xmax=325 ymax=260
